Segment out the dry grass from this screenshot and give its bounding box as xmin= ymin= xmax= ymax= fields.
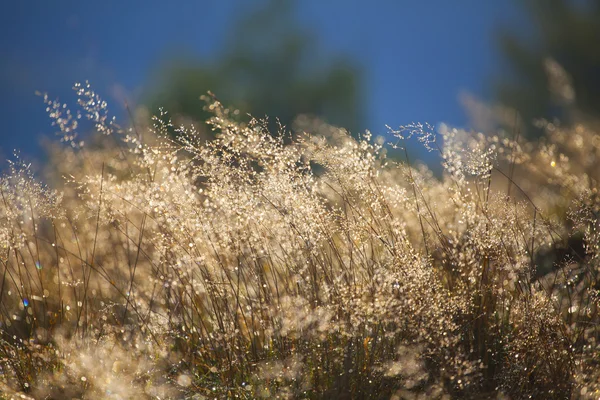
xmin=0 ymin=84 xmax=598 ymax=399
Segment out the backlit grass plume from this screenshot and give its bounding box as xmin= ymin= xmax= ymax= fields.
xmin=0 ymin=83 xmax=598 ymax=399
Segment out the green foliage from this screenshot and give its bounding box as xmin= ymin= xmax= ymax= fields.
xmin=144 ymin=0 xmax=364 ymax=140
xmin=495 ymin=0 xmax=600 ymax=136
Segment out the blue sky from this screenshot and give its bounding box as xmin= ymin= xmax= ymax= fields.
xmin=0 ymin=1 xmax=523 ymax=162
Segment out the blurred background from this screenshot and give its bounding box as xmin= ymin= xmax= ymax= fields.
xmin=1 ymin=0 xmax=598 ymax=164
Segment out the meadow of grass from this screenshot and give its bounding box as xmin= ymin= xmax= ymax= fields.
xmin=0 ymin=83 xmax=599 ymax=399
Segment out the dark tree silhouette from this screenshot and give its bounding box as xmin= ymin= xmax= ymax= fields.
xmin=144 ymin=0 xmax=364 ymax=139
xmin=495 ymin=0 xmax=600 ymax=136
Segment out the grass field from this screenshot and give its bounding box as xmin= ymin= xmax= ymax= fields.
xmin=0 ymin=85 xmax=599 ymax=399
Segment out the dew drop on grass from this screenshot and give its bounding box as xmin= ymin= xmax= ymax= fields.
xmin=177 ymin=374 xmax=191 ymax=387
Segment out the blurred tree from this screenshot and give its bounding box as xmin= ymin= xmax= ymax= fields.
xmin=494 ymin=0 xmax=600 ymax=136
xmin=144 ymin=0 xmax=363 ymax=139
